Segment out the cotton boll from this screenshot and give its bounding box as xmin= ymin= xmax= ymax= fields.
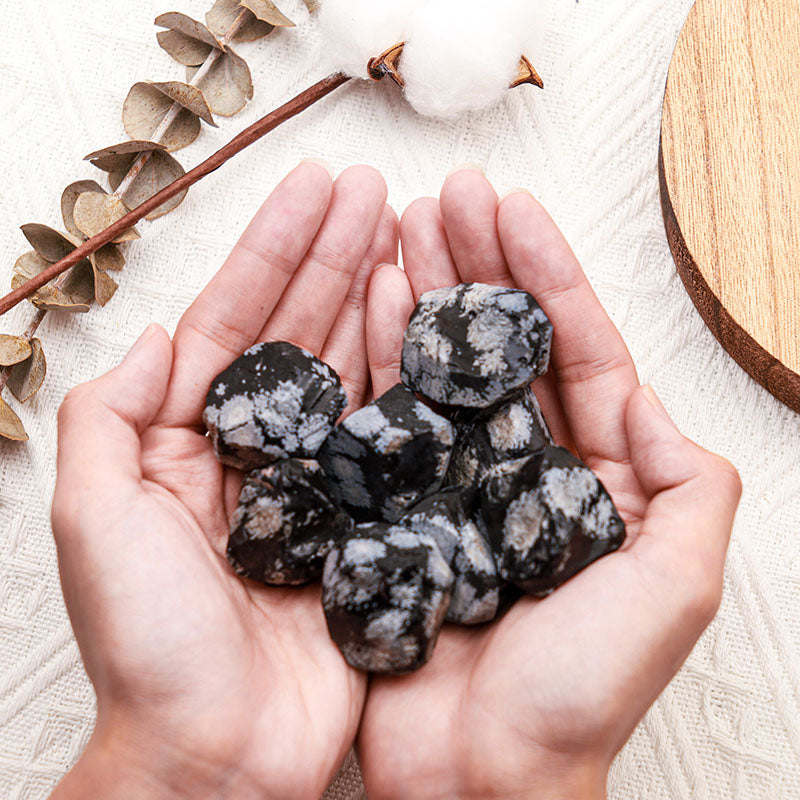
xmin=319 ymin=0 xmax=425 ymax=79
xmin=402 ymin=0 xmax=549 ymax=119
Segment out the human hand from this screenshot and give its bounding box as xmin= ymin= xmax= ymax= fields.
xmin=357 ymin=169 xmax=742 ymax=800
xmin=50 ymin=162 xmax=396 ymax=800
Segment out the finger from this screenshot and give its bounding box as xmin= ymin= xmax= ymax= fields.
xmin=156 ymin=161 xmax=334 ymax=427
xmin=366 ymin=265 xmax=416 ymax=397
xmin=497 ymin=191 xmax=640 ymax=465
xmin=321 ymin=204 xmax=399 ymax=413
xmin=439 ymin=169 xmax=513 ymax=286
xmin=626 ymin=385 xmax=741 ymax=577
xmin=400 ymin=197 xmax=459 ymax=299
xmin=54 ymin=325 xmax=174 ymax=523
xmin=260 ymin=165 xmax=389 ymax=353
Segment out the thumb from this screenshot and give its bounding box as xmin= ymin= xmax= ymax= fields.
xmin=55 ymin=324 xmax=174 ymax=495
xmin=625 ymin=385 xmax=741 ymax=610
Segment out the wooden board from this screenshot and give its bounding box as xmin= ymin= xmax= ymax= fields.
xmin=660 ymin=0 xmax=800 ymax=413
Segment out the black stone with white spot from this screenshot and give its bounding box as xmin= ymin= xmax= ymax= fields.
xmin=481 ymin=446 xmax=625 ymax=596
xmin=401 ymin=283 xmax=553 ymax=408
xmin=446 ymin=386 xmax=553 ymax=488
xmin=402 ymin=488 xmax=501 ymax=625
xmin=227 ymin=459 xmax=352 ymax=585
xmin=203 ymin=342 xmax=348 ymax=470
xmin=322 ymin=523 xmax=454 ymax=673
xmin=317 ymin=384 xmax=455 ymax=523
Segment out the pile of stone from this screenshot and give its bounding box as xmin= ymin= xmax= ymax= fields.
xmin=203 ymin=284 xmax=625 ymax=674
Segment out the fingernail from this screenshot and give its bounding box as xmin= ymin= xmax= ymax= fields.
xmin=125 ymin=324 xmax=157 ymax=361
xmin=300 ymin=158 xmax=335 ymax=178
xmin=373 ymin=261 xmax=398 ymax=273
xmin=499 ymin=187 xmax=534 ymax=202
xmin=447 ymin=162 xmax=485 ymax=178
xmin=642 ymin=385 xmax=678 ymax=429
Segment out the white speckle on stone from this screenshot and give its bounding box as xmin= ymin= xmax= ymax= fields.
xmin=504 ymin=489 xmax=546 ymax=555
xmin=487 ymin=401 xmax=533 ymax=451
xmin=345 ymin=404 xmax=390 ymax=439
xmin=365 ymin=608 xmax=412 ymax=641
xmin=215 ymin=382 xmax=227 ymax=396
xmin=389 ymin=580 xmax=421 ymax=610
xmin=344 ymin=536 xmax=388 ymax=565
xmin=385 ymin=529 xmax=423 ymax=549
xmin=540 ymin=466 xmax=594 ymax=519
xmin=246 ymin=495 xmax=285 ymax=540
xmin=296 ymin=413 xmax=333 ymax=454
xmin=466 ymin=311 xmax=514 ymax=377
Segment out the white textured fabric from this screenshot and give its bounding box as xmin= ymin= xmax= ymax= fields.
xmin=1 ymin=1 xmax=798 ymax=798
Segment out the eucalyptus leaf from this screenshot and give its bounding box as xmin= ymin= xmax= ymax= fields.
xmin=150 ymin=80 xmax=216 ymax=125
xmin=12 ymin=250 xmax=49 ymax=286
xmin=206 ymin=0 xmax=273 ymax=42
xmin=187 ymin=47 xmax=253 ymax=117
xmin=20 ymin=224 xmax=79 ymax=263
xmin=157 ymin=29 xmax=214 ymax=66
xmin=241 ymin=0 xmax=295 ymax=27
xmin=155 ymin=12 xmax=224 ymax=49
xmin=0 ymin=396 xmax=28 ymax=442
xmin=29 ymin=285 xmax=91 ymax=314
xmin=122 ymin=83 xmax=203 ymax=151
xmin=109 ymin=149 xmax=187 ymax=220
xmin=92 ymin=265 xmax=118 ymax=307
xmin=73 ymin=192 xmax=140 ymax=242
xmin=84 ymin=140 xmax=166 ymax=173
xmin=59 ymin=260 xmax=96 ymax=307
xmin=0 ymin=335 xmax=32 ymax=366
xmin=7 ymin=338 xmax=46 ymax=403
xmin=61 ymin=180 xmax=106 ymax=238
xmin=92 ymin=243 xmax=126 ymax=272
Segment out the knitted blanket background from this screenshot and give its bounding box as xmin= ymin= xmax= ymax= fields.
xmin=0 ymin=1 xmax=798 ymax=797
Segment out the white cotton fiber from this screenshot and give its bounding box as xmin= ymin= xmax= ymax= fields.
xmin=401 ymin=0 xmax=549 ymax=118
xmin=318 ymin=0 xmax=553 ymax=117
xmin=318 ymin=0 xmax=425 ymax=79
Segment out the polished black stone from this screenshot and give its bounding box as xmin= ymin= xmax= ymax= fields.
xmin=446 ymin=386 xmax=553 ymax=488
xmin=227 ymin=459 xmax=352 ymax=586
xmin=401 ymin=283 xmax=553 ymax=408
xmin=317 ymin=384 xmax=455 ymax=523
xmin=481 ymin=446 xmax=626 ymax=596
xmin=402 ymin=488 xmax=501 ymax=625
xmin=203 ymin=341 xmax=347 ymax=470
xmin=322 ymin=523 xmax=454 ymax=673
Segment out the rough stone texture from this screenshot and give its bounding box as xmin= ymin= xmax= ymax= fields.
xmin=447 ymin=386 xmax=554 ymax=488
xmin=227 ymin=459 xmax=353 ymax=586
xmin=401 ymin=283 xmax=554 ymax=408
xmin=322 ymin=523 xmax=454 ymax=673
xmin=402 ymin=488 xmax=501 ymax=625
xmin=317 ymin=384 xmax=455 ymax=522
xmin=481 ymin=446 xmax=626 ymax=596
xmin=203 ymin=341 xmax=348 ymax=470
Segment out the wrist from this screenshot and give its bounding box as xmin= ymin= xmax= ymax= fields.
xmin=51 ymin=710 xmax=266 ymax=800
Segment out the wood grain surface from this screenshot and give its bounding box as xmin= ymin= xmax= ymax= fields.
xmin=660 ymin=0 xmax=800 ymax=413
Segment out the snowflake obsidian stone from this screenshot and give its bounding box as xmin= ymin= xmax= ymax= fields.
xmin=446 ymin=386 xmax=554 ymax=488
xmin=481 ymin=446 xmax=625 ymax=596
xmin=401 ymin=283 xmax=553 ymax=408
xmin=227 ymin=459 xmax=352 ymax=585
xmin=402 ymin=488 xmax=501 ymax=625
xmin=322 ymin=523 xmax=454 ymax=673
xmin=317 ymin=384 xmax=455 ymax=523
xmin=203 ymin=342 xmax=348 ymax=470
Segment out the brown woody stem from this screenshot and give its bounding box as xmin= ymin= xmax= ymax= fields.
xmin=0 ymin=71 xmax=351 ymax=318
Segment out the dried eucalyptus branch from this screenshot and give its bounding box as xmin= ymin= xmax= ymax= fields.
xmin=0 ymin=0 xmax=313 ymax=441
xmin=1 ymin=71 xmax=349 ymax=317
